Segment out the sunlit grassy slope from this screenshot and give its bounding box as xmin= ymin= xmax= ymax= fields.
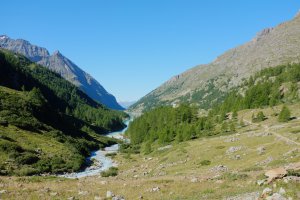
xmin=0 ymin=103 xmax=299 ymax=199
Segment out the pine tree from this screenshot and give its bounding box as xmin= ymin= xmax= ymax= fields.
xmin=278 ymin=106 xmax=291 ymax=122
xmin=144 ymin=142 xmax=152 ymax=155
xmin=21 ymin=85 xmax=26 ymax=91
xmin=256 ymin=111 xmax=266 ymax=122
xmin=229 ymin=122 xmax=236 ymax=132
xmin=176 ymin=131 xmax=183 ymax=143
xmin=65 ymin=107 xmax=71 ymax=115
xmin=232 ymin=110 xmax=238 ymax=120
xmin=221 ymin=122 xmax=228 ymax=132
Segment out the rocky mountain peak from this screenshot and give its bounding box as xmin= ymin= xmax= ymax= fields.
xmin=0 ymin=35 xmax=9 ymax=40
xmin=253 ymin=28 xmax=274 ymax=42
xmin=52 ymin=50 xmax=63 ymax=57
xmin=0 ymin=36 xmax=124 ymax=110
xmin=0 ymin=36 xmax=50 ymax=61
xmin=53 ymin=50 xmax=60 ymax=55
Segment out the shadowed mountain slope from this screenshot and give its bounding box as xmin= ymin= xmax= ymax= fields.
xmin=0 ymin=36 xmax=124 ymax=110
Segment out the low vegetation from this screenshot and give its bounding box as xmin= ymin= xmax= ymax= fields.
xmin=199 ymin=160 xmax=211 ymax=166
xmin=1 ymin=102 xmax=299 ymax=199
xmin=278 ymin=105 xmax=291 ymax=122
xmin=0 ymin=49 xmax=127 ymax=175
xmin=100 ymin=167 xmax=118 ymax=177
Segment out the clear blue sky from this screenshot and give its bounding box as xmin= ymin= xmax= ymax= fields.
xmin=1 ymin=1 xmax=300 ymax=101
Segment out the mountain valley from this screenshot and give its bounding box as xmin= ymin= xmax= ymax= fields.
xmin=0 ymin=6 xmax=300 ymax=200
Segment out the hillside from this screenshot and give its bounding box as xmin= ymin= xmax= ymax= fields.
xmin=0 ymin=36 xmax=124 ymax=110
xmin=0 ymin=49 xmax=127 ymax=175
xmin=125 ymin=63 xmax=300 ymax=152
xmin=2 ymin=63 xmax=298 ymax=198
xmin=0 ymin=103 xmax=299 ymax=199
xmin=130 ymin=13 xmax=300 ymax=112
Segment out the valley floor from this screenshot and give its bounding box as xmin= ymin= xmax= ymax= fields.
xmin=0 ymin=104 xmax=300 ymax=200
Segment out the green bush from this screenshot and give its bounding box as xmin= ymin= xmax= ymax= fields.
xmin=287 ymin=169 xmax=300 ymax=177
xmin=199 ymin=160 xmax=211 ymax=166
xmin=252 ymin=111 xmax=266 ymax=123
xmin=15 ymin=152 xmax=39 ymax=165
xmin=143 ymin=142 xmax=152 ymax=155
xmin=220 ymin=173 xmax=248 ymax=181
xmin=0 ymin=141 xmax=23 ymax=153
xmin=105 ymin=152 xmax=117 ymax=158
xmin=278 ymin=106 xmax=291 ymax=122
xmin=0 ymin=119 xmax=8 ymax=126
xmin=100 ymin=167 xmax=118 ymax=177
xmin=16 ymin=167 xmax=39 ymax=176
xmin=241 ymin=166 xmax=263 ymax=172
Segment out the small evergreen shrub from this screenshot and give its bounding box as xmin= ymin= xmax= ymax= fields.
xmin=199 ymin=160 xmax=211 ymax=166
xmin=278 ymin=106 xmax=291 ymax=122
xmin=100 ymin=167 xmax=118 ymax=177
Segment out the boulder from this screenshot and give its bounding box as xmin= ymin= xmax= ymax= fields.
xmin=257 ymin=156 xmax=273 ymax=166
xmin=262 ymin=187 xmax=273 ymax=197
xmin=257 ymin=146 xmax=266 ymax=155
xmin=265 ymin=168 xmax=287 ymax=183
xmin=210 ymin=165 xmax=228 ymax=173
xmin=150 ymin=187 xmax=160 ymax=192
xmin=265 ymin=193 xmax=286 ymax=200
xmin=50 ymin=192 xmax=58 ymax=196
xmin=78 ymin=191 xmax=88 ymax=196
xmin=224 ymin=137 xmax=240 ymax=142
xmin=226 ymin=146 xmax=242 ymax=154
xmin=224 ymin=191 xmax=260 ymax=200
xmin=0 ymin=190 xmax=7 ymax=194
xmin=157 ymin=145 xmax=172 ymax=151
xmin=279 ymin=187 xmax=286 ymax=195
xmin=100 ymin=180 xmax=107 ymax=185
xmin=257 ymin=179 xmax=266 ymax=186
xmin=106 ymin=191 xmax=114 ymax=198
xmin=158 ymin=171 xmax=166 ymax=176
xmin=190 ymin=177 xmax=199 ymax=183
xmin=283 ymin=176 xmax=300 ymax=183
xmin=112 ymin=195 xmax=125 ymax=200
xmin=143 ymin=171 xmax=148 ymax=176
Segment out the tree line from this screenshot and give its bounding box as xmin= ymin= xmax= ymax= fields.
xmin=125 ymin=63 xmax=299 ymax=154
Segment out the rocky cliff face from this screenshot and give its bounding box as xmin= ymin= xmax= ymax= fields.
xmin=0 ymin=36 xmax=124 ymax=110
xmin=0 ymin=35 xmax=50 ymax=62
xmin=130 ymin=13 xmax=300 ymax=112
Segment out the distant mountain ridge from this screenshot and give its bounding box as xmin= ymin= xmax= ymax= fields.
xmin=130 ymin=12 xmax=300 ymax=112
xmin=0 ymin=36 xmax=124 ymax=110
xmin=118 ymin=101 xmax=137 ymax=109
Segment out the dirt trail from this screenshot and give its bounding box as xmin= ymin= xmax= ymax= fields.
xmin=243 ymin=119 xmax=300 ymax=146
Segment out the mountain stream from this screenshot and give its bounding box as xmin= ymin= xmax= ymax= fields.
xmin=59 ymin=118 xmax=132 ymax=178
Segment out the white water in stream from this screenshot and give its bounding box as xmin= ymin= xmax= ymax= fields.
xmin=60 ymin=118 xmax=131 ymax=179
